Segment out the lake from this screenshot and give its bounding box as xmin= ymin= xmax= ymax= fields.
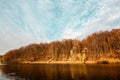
xmin=0 ymin=64 xmax=120 ymax=80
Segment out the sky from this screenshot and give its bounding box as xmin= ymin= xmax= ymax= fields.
xmin=0 ymin=0 xmax=120 ymax=55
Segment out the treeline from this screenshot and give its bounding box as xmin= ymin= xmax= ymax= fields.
xmin=82 ymin=28 xmax=120 ymax=60
xmin=2 ymin=40 xmax=78 ymax=63
xmin=2 ymin=28 xmax=120 ymax=63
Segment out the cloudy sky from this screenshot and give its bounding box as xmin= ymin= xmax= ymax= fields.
xmin=0 ymin=0 xmax=120 ymax=54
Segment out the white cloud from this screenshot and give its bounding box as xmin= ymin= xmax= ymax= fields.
xmin=0 ymin=0 xmax=50 ymax=54
xmin=61 ymin=0 xmax=120 ymax=40
xmin=0 ymin=0 xmax=120 ymax=55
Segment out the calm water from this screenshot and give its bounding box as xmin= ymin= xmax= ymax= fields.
xmin=0 ymin=64 xmax=120 ymax=80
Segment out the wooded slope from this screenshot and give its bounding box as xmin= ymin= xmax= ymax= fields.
xmin=2 ymin=28 xmax=120 ymax=63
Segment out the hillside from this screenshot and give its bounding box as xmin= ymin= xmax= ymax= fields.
xmin=1 ymin=28 xmax=120 ymax=63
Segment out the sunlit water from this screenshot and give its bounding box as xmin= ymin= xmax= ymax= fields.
xmin=0 ymin=64 xmax=120 ymax=80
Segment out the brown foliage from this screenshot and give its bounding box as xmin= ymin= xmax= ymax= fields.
xmin=2 ymin=28 xmax=120 ymax=63
xmin=82 ymin=28 xmax=120 ymax=60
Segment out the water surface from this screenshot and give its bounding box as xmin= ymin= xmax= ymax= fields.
xmin=0 ymin=64 xmax=120 ymax=80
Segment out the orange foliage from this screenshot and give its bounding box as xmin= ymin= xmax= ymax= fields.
xmin=2 ymin=28 xmax=120 ymax=63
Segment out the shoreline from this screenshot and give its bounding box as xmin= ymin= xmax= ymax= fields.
xmin=21 ymin=58 xmax=120 ymax=64
xmin=23 ymin=61 xmax=96 ymax=64
xmin=1 ymin=58 xmax=120 ymax=64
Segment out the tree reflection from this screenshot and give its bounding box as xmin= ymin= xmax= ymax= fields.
xmin=0 ymin=64 xmax=120 ymax=80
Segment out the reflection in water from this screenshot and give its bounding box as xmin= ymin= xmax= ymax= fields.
xmin=70 ymin=64 xmax=87 ymax=80
xmin=0 ymin=64 xmax=120 ymax=80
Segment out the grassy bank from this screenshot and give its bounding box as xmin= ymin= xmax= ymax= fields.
xmin=19 ymin=58 xmax=120 ymax=64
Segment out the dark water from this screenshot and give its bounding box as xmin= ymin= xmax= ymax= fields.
xmin=0 ymin=64 xmax=120 ymax=80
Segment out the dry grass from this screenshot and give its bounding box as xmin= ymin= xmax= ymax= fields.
xmin=96 ymin=58 xmax=120 ymax=64
xmin=20 ymin=58 xmax=120 ymax=64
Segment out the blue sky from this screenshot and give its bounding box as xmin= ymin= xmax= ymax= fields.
xmin=0 ymin=0 xmax=120 ymax=54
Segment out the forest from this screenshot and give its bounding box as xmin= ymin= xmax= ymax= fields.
xmin=1 ymin=28 xmax=120 ymax=63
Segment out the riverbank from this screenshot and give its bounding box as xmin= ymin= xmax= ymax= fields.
xmin=21 ymin=58 xmax=120 ymax=64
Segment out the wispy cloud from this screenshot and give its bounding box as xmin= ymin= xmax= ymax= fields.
xmin=61 ymin=0 xmax=120 ymax=39
xmin=0 ymin=0 xmax=120 ymax=54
